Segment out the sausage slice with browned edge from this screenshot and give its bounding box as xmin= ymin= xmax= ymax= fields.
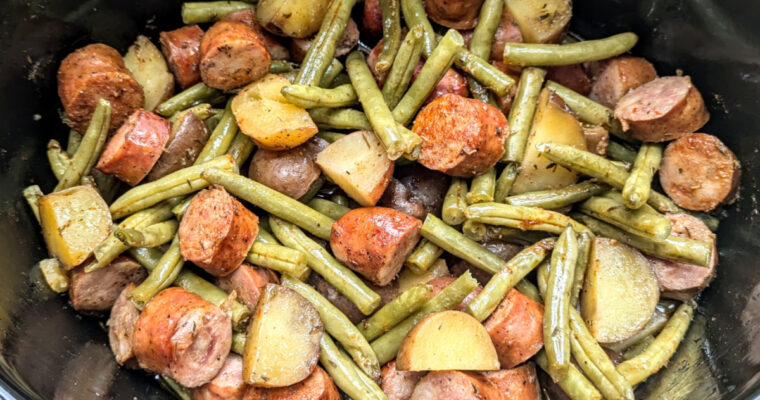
xmin=200 ymin=21 xmax=271 ymax=90
xmin=107 ymin=283 xmax=141 ymax=365
xmin=410 ymin=370 xmax=502 ymax=400
xmin=216 ymin=263 xmax=278 ymax=309
xmin=484 ymin=289 xmax=544 ymax=368
xmin=425 ymin=0 xmax=485 ymax=29
xmin=482 ymin=362 xmax=541 ymax=400
xmin=331 ymin=207 xmax=422 ymax=286
xmin=380 ymin=360 xmax=425 ymax=400
xmin=179 ymin=185 xmax=259 ymax=277
xmin=160 ymin=25 xmax=205 ymax=89
xmin=69 ymin=256 xmax=147 ymax=312
xmin=147 ymin=112 xmax=210 ymax=181
xmin=588 ymin=56 xmax=657 ymax=108
xmin=57 ymin=43 xmax=144 ymax=133
xmin=192 ymin=354 xmax=248 ymax=400
xmin=413 ymin=94 xmax=508 ymax=177
xmin=648 ymin=213 xmax=718 ymax=301
xmin=222 ymin=9 xmax=290 ymax=60
xmin=96 ymin=109 xmax=171 ymax=186
xmin=248 ymin=136 xmax=328 ymax=199
xmin=614 ymin=76 xmax=710 ymax=142
xmin=659 ymin=133 xmax=740 ymax=211
xmin=362 ymin=0 xmax=383 ymax=39
xmin=250 ymin=366 xmax=341 ymax=400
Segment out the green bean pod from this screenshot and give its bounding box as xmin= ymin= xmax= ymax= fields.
xmin=181 ymin=1 xmax=254 ymax=24
xmin=465 ymin=202 xmax=591 ymax=235
xmin=420 ymin=214 xmax=500 ymax=274
xmin=454 ymin=48 xmax=516 ymax=97
xmin=466 ymin=0 xmax=503 ymax=102
xmin=405 ymin=239 xmax=444 ymax=274
xmin=308 ymin=198 xmax=350 ymax=220
xmin=382 ymin=26 xmax=424 ymax=108
xmin=319 ymin=59 xmax=345 ymax=88
xmin=504 ymin=32 xmax=638 ymax=66
xmin=23 ymin=185 xmax=43 ymax=223
xmin=246 ymin=242 xmax=310 ymax=280
xmin=115 ymin=220 xmax=179 ymax=248
xmin=503 ymin=67 xmax=546 ymax=162
xmin=376 ymin=0 xmax=402 ymax=72
xmin=309 ymin=107 xmax=373 ymax=131
xmin=156 ymin=82 xmax=221 ymax=117
xmin=494 ymin=163 xmax=519 ymax=203
xmin=319 ymin=334 xmax=384 ymax=400
xmin=536 ymin=351 xmax=602 ymax=400
xmin=254 ymin=227 xmax=279 ymax=245
xmin=225 ymin=131 xmax=255 ymax=168
xmin=516 ymin=279 xmax=543 ymax=303
xmin=316 ymin=131 xmax=346 ymax=144
xmin=461 ymin=220 xmax=487 ymax=241
xmin=579 ymin=194 xmax=672 ymax=241
xmin=570 ymin=232 xmax=591 ymax=308
xmin=442 ymin=178 xmax=468 ymax=225
xmin=505 ymin=181 xmax=607 ymax=209
xmin=606 ymin=141 xmax=638 ymax=164
xmin=466 ymin=167 xmax=496 ymax=204
xmin=67 ymin=129 xmax=82 ymax=156
xmin=47 ymin=139 xmax=71 ymax=180
xmin=544 ymin=225 xmax=578 ymax=380
xmin=399 ymin=0 xmax=437 ymax=56
xmin=268 ymin=60 xmax=298 ymax=74
xmin=196 ymin=99 xmax=239 ymax=164
xmin=358 ymin=284 xmax=433 ymax=341
xmin=38 ymin=258 xmax=69 ymax=293
xmin=569 ymin=334 xmax=622 ymax=400
xmin=55 ymin=99 xmax=111 ymax=191
xmin=231 ymin=332 xmax=246 ymax=355
xmin=128 ymin=234 xmax=184 ymax=309
xmin=622 ymin=143 xmax=663 ymax=209
xmin=281 ymin=84 xmax=358 ymax=109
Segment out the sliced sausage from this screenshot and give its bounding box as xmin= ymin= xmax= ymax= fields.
xmin=484 ymin=289 xmax=544 ymax=368
xmin=69 ymin=256 xmax=147 ymax=312
xmin=413 ymin=93 xmax=508 ymax=177
xmin=380 ymin=360 xmax=424 ymax=400
xmin=107 ymin=283 xmax=141 ymax=365
xmin=410 ymin=370 xmax=501 ymax=400
xmin=482 ymin=363 xmax=541 ymax=400
xmin=222 ymin=9 xmax=290 ymax=60
xmin=192 ymin=354 xmax=248 ymax=400
xmin=449 ymin=240 xmax=523 ymax=285
xmin=252 ymin=366 xmax=340 ymax=400
xmin=614 ymin=76 xmax=710 ymax=142
xmin=582 ymin=125 xmax=609 ymax=156
xmin=216 ymin=263 xmax=278 ymax=309
xmin=659 ymin=133 xmax=740 ymax=211
xmin=490 ymin=10 xmax=523 ymax=63
xmin=547 ymin=64 xmax=591 ymax=96
xmin=362 ymin=0 xmax=383 ymax=39
xmin=96 ymin=109 xmax=171 ymax=186
xmin=425 ymin=0 xmax=485 ymax=30
xmin=179 ymin=185 xmax=259 ymax=277
xmin=147 ymin=112 xmax=210 ymax=181
xmin=588 ymin=56 xmax=657 ymax=108
xmin=331 ymin=207 xmax=421 ymax=286
xmin=379 ymin=164 xmax=450 ymax=220
xmin=57 ymin=43 xmax=144 ymax=133
xmin=426 ymin=277 xmax=482 ymax=311
xmin=289 ymin=19 xmax=359 ymax=63
xmin=160 ymin=25 xmax=204 ymax=89
xmin=133 ymin=287 xmax=232 ymax=388
xmin=366 ymin=39 xmax=389 ymax=86
xmin=200 ymin=21 xmax=271 ymax=90
xmin=648 ymin=213 xmax=718 ymax=300
xmin=248 ymin=137 xmax=328 ymax=199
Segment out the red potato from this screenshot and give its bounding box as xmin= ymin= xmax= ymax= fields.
xmin=216 ymin=263 xmax=278 ymax=309
xmin=484 ymin=289 xmax=544 ymax=368
xmin=379 ymin=164 xmax=451 ymax=220
xmin=482 ymin=363 xmax=541 ymax=400
xmin=413 ymin=94 xmax=508 ymax=177
xmin=57 ymin=43 xmax=144 ymax=133
xmin=614 ymin=76 xmax=710 ymax=142
xmin=146 ymin=112 xmax=210 ymax=181
xmin=331 ymin=207 xmax=422 ymax=286
xmin=133 ymin=287 xmax=232 ymax=388
xmin=411 ymin=63 xmax=470 ymax=104
xmin=380 ymin=360 xmax=425 ymax=400
xmin=160 ymin=25 xmax=204 ymax=89
xmin=289 ymin=19 xmax=359 ymax=63
xmin=200 ymin=21 xmax=271 ymax=90
xmin=659 ymin=133 xmax=740 ymax=211
xmin=410 ymin=371 xmax=502 ymax=400
xmin=648 ymin=213 xmax=718 ymax=300
xmin=192 ymin=354 xmax=248 ymax=400
xmin=490 ymin=10 xmax=523 ymax=62
xmin=250 ymin=366 xmax=340 ymax=400
xmin=96 ymin=109 xmax=171 ymax=186
xmin=588 ymin=56 xmax=657 ymax=108
xmin=426 ymin=276 xmax=483 ymax=311
xmin=69 ymin=256 xmax=147 ymax=312
xmin=179 ymin=185 xmax=259 ymax=277
xmin=425 ymin=0 xmax=485 ymax=30
xmin=107 ymin=283 xmax=141 ymax=365
xmin=248 ymin=136 xmax=328 ymax=199
xmin=362 ymin=0 xmax=383 ymax=39
xmin=222 ymin=9 xmax=290 ymax=60
xmin=547 ymin=64 xmax=591 ymax=96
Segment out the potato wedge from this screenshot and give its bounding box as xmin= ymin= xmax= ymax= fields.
xmin=39 ymin=186 xmax=112 ymax=269
xmin=511 ymin=88 xmax=586 ymax=194
xmin=256 ymin=0 xmax=331 ymax=38
xmin=244 ymin=284 xmax=324 ymax=387
xmin=315 ymin=130 xmax=394 ymax=206
xmin=232 ymin=74 xmax=318 ymax=150
xmin=123 ymin=35 xmax=175 ymax=112
xmin=397 ymin=259 xmax=450 ymax=293
xmin=581 ymin=237 xmax=659 ymax=343
xmin=505 ymin=0 xmax=571 ymax=44
xmin=396 ymin=310 xmax=500 ymax=372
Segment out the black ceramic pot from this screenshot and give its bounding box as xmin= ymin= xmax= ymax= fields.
xmin=0 ymin=0 xmax=758 ymax=398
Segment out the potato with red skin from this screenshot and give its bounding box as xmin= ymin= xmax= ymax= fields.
xmin=70 ymin=256 xmax=147 ymax=312
xmin=222 ymin=9 xmax=290 ymax=60
xmin=179 ymin=186 xmax=259 ymax=277
xmin=482 ymin=363 xmax=541 ymax=400
xmin=426 ymin=277 xmax=483 ymax=311
xmin=413 ymin=94 xmax=508 ymax=177
xmin=659 ymin=133 xmax=740 ymax=211
xmin=57 ymin=43 xmax=144 ymax=133
xmin=107 ymin=283 xmax=141 ymax=365
xmin=133 ymin=287 xmax=232 ymax=388
xmin=425 ymin=0 xmax=485 ymax=29
xmin=249 ymin=366 xmax=340 ymax=400
xmin=248 ymin=137 xmax=328 ymax=199
xmin=484 ymin=289 xmax=544 ymax=368
xmin=588 ymin=56 xmax=657 ymax=108
xmin=289 ymin=19 xmax=359 ymax=63
xmin=381 ymin=360 xmax=424 ymax=400
xmin=331 ymin=207 xmax=421 ymax=286
xmin=490 ymin=10 xmax=523 ymax=62
xmin=192 ymin=354 xmax=248 ymax=400
xmin=547 ymin=64 xmax=591 ymax=95
xmin=160 ymin=25 xmax=204 ymax=89
xmin=410 ymin=64 xmax=469 ymax=105
xmin=379 ymin=164 xmax=450 ymax=220
xmin=200 ymin=21 xmax=271 ymax=90
xmin=362 ymin=0 xmax=383 ymax=39
xmin=216 ymin=264 xmax=278 ymax=309
xmin=410 ymin=371 xmax=502 ymax=400
xmin=146 ymin=112 xmax=210 ymax=182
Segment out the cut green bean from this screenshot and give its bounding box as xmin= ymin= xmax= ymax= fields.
xmin=196 ymin=99 xmax=239 ymax=164
xmin=579 ymin=193 xmax=672 ymax=241
xmin=536 ymin=351 xmax=602 ymax=400
xmin=442 ymin=178 xmax=468 ymax=225
xmin=503 ymin=67 xmax=546 ymax=162
xmin=382 ymin=26 xmax=424 ymax=108
xmin=606 ymin=141 xmax=637 ymax=164
xmin=282 ymin=84 xmax=358 ymax=109
xmin=92 ymin=169 xmax=120 ymax=204
xmin=171 ymin=197 xmax=192 ymax=219
xmin=465 ymin=202 xmax=591 ymax=234
xmin=246 ymin=241 xmax=309 ymax=280
xmin=319 ymin=59 xmax=345 ymax=88
xmin=467 ymin=167 xmax=496 ymax=204
xmin=421 ymin=214 xmax=499 ymax=275
xmin=310 ymin=107 xmax=373 ymax=131
xmin=536 ymin=259 xmax=550 ymax=297
xmin=308 ymin=198 xmax=350 ymax=220
xmin=358 ymin=284 xmax=433 ymax=341
xmin=544 ymin=225 xmax=578 ymax=380
xmin=38 ymin=258 xmax=69 ymax=293
xmin=47 ymin=139 xmax=71 ymax=180
xmin=66 ymin=129 xmax=82 ymax=156
xmin=269 ymin=60 xmax=298 ymax=74
xmin=160 ymin=376 xmax=192 ymax=400
xmin=316 ymin=131 xmax=346 ymax=143
xmin=319 ymin=334 xmax=383 ymax=400
xmin=454 ymin=47 xmax=515 ymax=96
xmin=504 ymin=32 xmax=638 ymax=66
xmin=232 ymin=332 xmax=246 ymax=355
xmin=23 ymin=185 xmax=43 ymax=223
xmin=506 ymin=181 xmax=607 ymax=209
xmin=570 ymin=334 xmax=622 ymax=400
xmin=622 ymin=143 xmax=663 ymax=209
xmin=55 ymin=99 xmax=111 ymax=191
xmin=462 ymin=220 xmax=487 ymax=241
xmin=494 ymin=163 xmax=519 ymax=203
xmin=156 ymin=82 xmax=220 ymax=117
xmin=254 ymin=227 xmax=278 ymax=245
xmin=181 ymin=1 xmax=254 ymax=24
xmin=405 ymin=239 xmax=443 ymax=274
xmin=225 ymin=131 xmax=255 ymax=168
xmin=570 ymin=232 xmax=591 ymax=308
xmin=466 ymin=0 xmax=503 ymax=102
xmin=128 ymin=234 xmax=184 ymax=309
xmin=331 ymin=194 xmax=349 ymax=207
xmin=376 ymin=0 xmax=402 ymax=72
xmin=399 ymin=0 xmax=436 ymax=57
xmin=115 ymin=220 xmax=179 ymax=248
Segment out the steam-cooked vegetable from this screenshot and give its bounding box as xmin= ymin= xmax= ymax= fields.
xmin=123 ymin=35 xmax=175 ymax=111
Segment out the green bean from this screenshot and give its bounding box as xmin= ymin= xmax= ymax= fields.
xmin=92 ymin=169 xmax=120 ymax=203
xmin=536 ymin=259 xmax=550 ymax=297
xmin=308 ymin=198 xmax=350 ymax=220
xmin=466 ymin=0 xmax=503 ymax=102
xmin=376 ymin=0 xmax=402 ymax=72
xmin=347 ymin=51 xmax=421 ymax=159
xmin=462 ymin=220 xmax=487 ymax=241
xmin=579 ymin=194 xmax=672 ymax=241
xmin=392 ymin=30 xmax=463 ymax=126
xmin=536 ymin=351 xmax=602 ymax=400
xmin=128 ymin=235 xmax=184 ymax=309
xmin=570 ymin=232 xmax=591 ymax=308
xmin=38 ymin=258 xmax=69 ymax=293
xmin=55 ymin=99 xmax=111 ymax=191
xmin=421 ymin=214 xmax=499 ymax=274
xmin=232 ymin=332 xmax=246 ymax=355
xmin=358 ymin=284 xmax=433 ymax=341
xmin=516 ymin=279 xmax=542 ymax=303
xmin=570 ymin=334 xmax=623 ymax=400
xmin=505 ymin=181 xmax=606 ymax=209
xmin=47 ymin=139 xmax=71 ymax=180
xmin=270 ymin=217 xmax=380 ymax=314
xmin=544 ymin=225 xmax=578 ymax=380
xmin=466 ymin=239 xmax=554 ymax=321
xmin=503 ymin=67 xmax=546 ymax=162
xmin=622 ymin=335 xmax=655 ymax=360
xmin=316 ymin=131 xmax=346 ymax=143
xmin=171 ymin=197 xmax=192 ymax=219
xmin=331 ymin=194 xmax=349 ymax=207
xmin=202 ymin=169 xmax=334 ymax=239
xmin=466 ymin=167 xmax=496 ymax=204
xmin=269 ymin=60 xmax=298 ymax=74
xmin=617 ymin=303 xmax=694 ymax=385
xmin=109 ymin=155 xmax=237 ymax=219
xmin=282 ymin=276 xmax=380 ymax=380
xmin=181 ymin=1 xmax=254 ymax=24
xmin=310 ymin=107 xmax=373 ymax=131
xmin=23 ymin=185 xmax=43 ymax=223
xmin=493 ymin=163 xmax=518 ymax=203
xmin=320 ymin=334 xmax=384 ymax=400
xmin=465 ymin=202 xmax=591 ymax=234
xmin=281 ymin=84 xmax=358 ymax=109
xmin=382 ymin=27 xmax=424 ymax=108
xmin=160 ymin=376 xmax=192 ymax=400
xmin=405 ymin=239 xmax=443 ymax=274
xmin=295 ymin=0 xmax=359 ymax=86
xmin=622 ymin=143 xmax=663 ymax=209
xmin=371 ymin=271 xmax=479 ymax=364
xmin=156 ymin=82 xmax=220 ymax=117
xmin=454 ymin=47 xmax=516 ymax=96
xmin=254 ymin=227 xmax=278 ymax=245
xmin=573 ymin=213 xmax=711 ymax=267
xmin=246 ymin=241 xmax=309 ymax=280
xmin=399 ymin=0 xmax=436 ymax=57
xmin=225 ymin=131 xmax=255 ymax=168
xmin=115 ymin=220 xmax=178 ymax=248
xmin=442 ymin=178 xmax=468 ymax=225
xmin=168 ymin=104 xmax=215 ymax=125
xmin=298 ymin=176 xmax=325 ymax=204
xmin=204 ymin=113 xmax=222 ymax=132
xmin=606 ymin=141 xmax=637 ymax=164
xmin=66 ymin=129 xmax=82 ymax=156
xmin=504 ymin=32 xmax=638 ymax=66
xmin=320 ymin=59 xmax=345 ymax=88
xmin=196 ymin=99 xmax=238 ymax=164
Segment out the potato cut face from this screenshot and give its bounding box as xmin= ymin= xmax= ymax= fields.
xmin=511 ymin=88 xmax=586 ymax=194
xmin=396 ymin=310 xmax=500 ymax=372
xmin=39 ymin=186 xmax=112 ymax=269
xmin=256 ymin=0 xmax=331 ymax=38
xmin=123 ymin=35 xmax=174 ymax=112
xmin=397 ymin=259 xmax=450 ymax=293
xmin=505 ymin=0 xmax=572 ymax=44
xmin=581 ymin=237 xmax=660 ymax=343
xmin=244 ymin=284 xmax=324 ymax=387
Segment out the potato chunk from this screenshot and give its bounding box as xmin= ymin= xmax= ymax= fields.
xmin=256 ymin=0 xmax=331 ymax=38
xmin=123 ymin=35 xmax=175 ymax=112
xmin=505 ymin=0 xmax=571 ymax=44
xmin=39 ymin=186 xmax=112 ymax=269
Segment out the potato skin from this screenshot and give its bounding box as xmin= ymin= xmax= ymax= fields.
xmin=200 ymin=21 xmax=271 ymax=90
xmin=425 ymin=0 xmax=485 ymax=29
xmin=361 ymin=0 xmax=383 ymax=39
xmin=248 ymin=137 xmax=328 ymax=199
xmin=379 ymin=164 xmax=451 ymax=220
xmin=147 ymin=112 xmax=210 ymax=181
xmin=289 ymin=19 xmax=359 ymax=63
xmin=483 ymin=289 xmax=544 ymax=368
xmin=256 ymin=0 xmax=331 ymax=38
